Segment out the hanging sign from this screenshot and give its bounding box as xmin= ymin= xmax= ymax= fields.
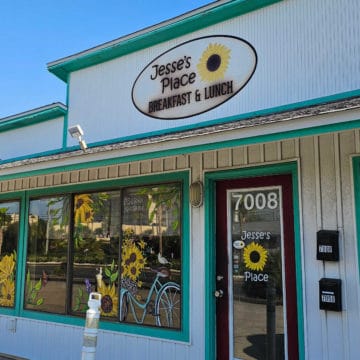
xmin=132 ymin=35 xmax=257 ymax=120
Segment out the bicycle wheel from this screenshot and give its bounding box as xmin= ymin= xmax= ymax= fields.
xmin=119 ymin=293 xmax=128 ymax=321
xmin=155 ymin=283 xmax=181 ymax=327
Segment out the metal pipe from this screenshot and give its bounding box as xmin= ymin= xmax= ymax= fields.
xmin=81 ymin=292 xmax=101 ymax=360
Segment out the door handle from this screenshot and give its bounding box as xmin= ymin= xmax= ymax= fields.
xmin=214 ymin=289 xmax=224 ymax=298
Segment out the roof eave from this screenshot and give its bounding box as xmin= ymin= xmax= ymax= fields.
xmin=47 ymin=0 xmax=282 ymax=82
xmin=0 ymin=103 xmax=67 ymax=132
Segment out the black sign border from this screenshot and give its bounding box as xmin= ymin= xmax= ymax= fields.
xmin=131 ymin=35 xmax=258 ymax=120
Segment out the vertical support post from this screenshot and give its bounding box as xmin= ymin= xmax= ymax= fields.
xmin=266 ymin=281 xmax=276 ymax=360
xmin=81 ymin=292 xmax=101 ymax=360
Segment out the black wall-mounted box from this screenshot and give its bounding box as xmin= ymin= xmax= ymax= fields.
xmin=316 ymin=230 xmax=339 ymax=261
xmin=319 ymin=278 xmax=342 ymax=311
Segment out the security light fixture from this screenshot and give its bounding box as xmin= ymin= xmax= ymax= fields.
xmin=68 ymin=124 xmax=87 ymax=151
xmin=190 ymin=180 xmax=203 ymax=207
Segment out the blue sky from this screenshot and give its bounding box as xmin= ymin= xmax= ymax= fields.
xmin=0 ymin=0 xmax=212 ymax=118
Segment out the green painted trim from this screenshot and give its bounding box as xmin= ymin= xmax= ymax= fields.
xmin=15 ymin=193 xmax=27 ymax=315
xmin=48 ymin=0 xmax=283 ymax=82
xmin=17 ymin=192 xmax=29 ymax=317
xmin=0 ymin=193 xmax=24 ymax=316
xmin=2 ymin=110 xmax=360 ymax=184
xmin=20 ymin=309 xmax=85 ymax=326
xmin=0 ymin=105 xmax=66 ymax=133
xmin=3 ymin=171 xmax=190 ymax=342
xmin=204 ymin=162 xmax=304 ymax=360
xmin=353 ymin=157 xmax=360 ymax=285
xmin=1 ymin=88 xmax=360 ymax=170
xmin=85 ymin=89 xmax=360 ymax=146
xmin=62 ymin=81 xmax=71 ymax=149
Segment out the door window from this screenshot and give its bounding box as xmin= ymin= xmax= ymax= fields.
xmin=228 ymin=187 xmax=285 ymax=359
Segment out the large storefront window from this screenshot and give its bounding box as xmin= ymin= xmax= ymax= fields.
xmin=25 ymin=196 xmax=69 ymax=313
xmin=0 ymin=201 xmax=19 ymax=308
xmin=72 ymin=191 xmax=121 ymax=315
xmin=24 ymin=182 xmax=182 ymax=330
xmin=119 ymin=185 xmax=181 ymax=328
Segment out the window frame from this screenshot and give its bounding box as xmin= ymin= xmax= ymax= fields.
xmin=353 ymin=157 xmax=360 ymax=285
xmin=0 ymin=172 xmax=190 ymax=342
xmin=0 ymin=192 xmax=25 ymax=316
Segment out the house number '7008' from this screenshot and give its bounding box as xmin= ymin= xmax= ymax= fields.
xmin=233 ymin=192 xmax=279 ymax=211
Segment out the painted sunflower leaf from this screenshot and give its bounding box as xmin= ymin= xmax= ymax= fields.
xmin=110 ymin=272 xmax=118 ymax=282
xmin=36 ymin=298 xmax=44 ymax=306
xmin=73 ymin=304 xmax=79 ymax=311
xmin=104 ymin=267 xmax=111 ymax=278
xmin=34 ymin=279 xmax=42 ymax=291
xmin=27 ymin=283 xmax=33 ymax=294
xmin=110 ymin=259 xmax=115 ymax=272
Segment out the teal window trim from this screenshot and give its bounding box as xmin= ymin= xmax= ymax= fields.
xmin=0 ymin=192 xmax=25 ymax=316
xmin=0 ymin=172 xmax=190 ymax=343
xmin=204 ymin=161 xmax=304 ymax=360
xmin=353 ymin=157 xmax=360 ymax=283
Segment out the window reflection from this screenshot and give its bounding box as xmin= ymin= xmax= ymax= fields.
xmin=0 ymin=201 xmax=19 ymax=308
xmin=23 ymin=182 xmax=182 ymax=330
xmin=25 ymin=197 xmax=69 ymax=313
xmin=119 ymin=185 xmax=181 ymax=328
xmin=72 ymin=191 xmax=121 ymax=315
xmin=230 ymin=189 xmax=284 ymax=359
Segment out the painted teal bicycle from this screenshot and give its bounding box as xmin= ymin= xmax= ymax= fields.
xmin=119 ymin=267 xmax=181 ymax=327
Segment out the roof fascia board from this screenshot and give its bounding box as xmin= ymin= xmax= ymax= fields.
xmin=47 ymin=0 xmax=283 ymax=82
xmin=0 ymin=103 xmax=67 ymax=132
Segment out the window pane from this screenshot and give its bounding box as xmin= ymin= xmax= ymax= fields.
xmin=72 ymin=192 xmax=121 ymax=315
xmin=119 ymin=184 xmax=182 ymax=329
xmin=0 ymin=201 xmax=19 ymax=308
xmin=230 ymin=188 xmax=284 ymax=359
xmin=25 ymin=197 xmax=69 ymax=313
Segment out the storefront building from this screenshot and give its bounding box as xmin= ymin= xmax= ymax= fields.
xmin=0 ymin=0 xmax=360 ymax=359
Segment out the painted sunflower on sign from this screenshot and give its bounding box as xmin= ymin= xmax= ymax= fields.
xmin=197 ymin=43 xmax=231 ymax=82
xmin=243 ymin=242 xmax=268 ymax=271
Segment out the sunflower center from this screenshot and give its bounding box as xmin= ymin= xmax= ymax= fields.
xmin=129 ymin=253 xmax=137 ymax=263
xmin=101 ymin=295 xmax=113 ymax=313
xmin=207 ymin=54 xmax=221 ymax=72
xmin=76 ymin=199 xmax=84 ymax=208
xmin=250 ymin=251 xmax=260 ymax=264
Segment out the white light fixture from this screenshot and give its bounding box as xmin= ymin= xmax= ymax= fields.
xmin=68 ymin=124 xmax=87 ymax=151
xmin=190 ymin=180 xmax=203 ymax=207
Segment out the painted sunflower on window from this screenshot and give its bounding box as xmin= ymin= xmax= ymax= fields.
xmin=98 ymin=280 xmax=118 ymax=317
xmin=74 ymin=194 xmax=94 ymax=223
xmin=0 ymin=253 xmax=15 ymax=281
xmin=0 ymin=253 xmax=16 ymax=307
xmin=121 ymin=239 xmax=147 ymax=287
xmin=0 ymin=278 xmax=15 ymax=307
xmin=243 ymin=242 xmax=268 ymax=271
